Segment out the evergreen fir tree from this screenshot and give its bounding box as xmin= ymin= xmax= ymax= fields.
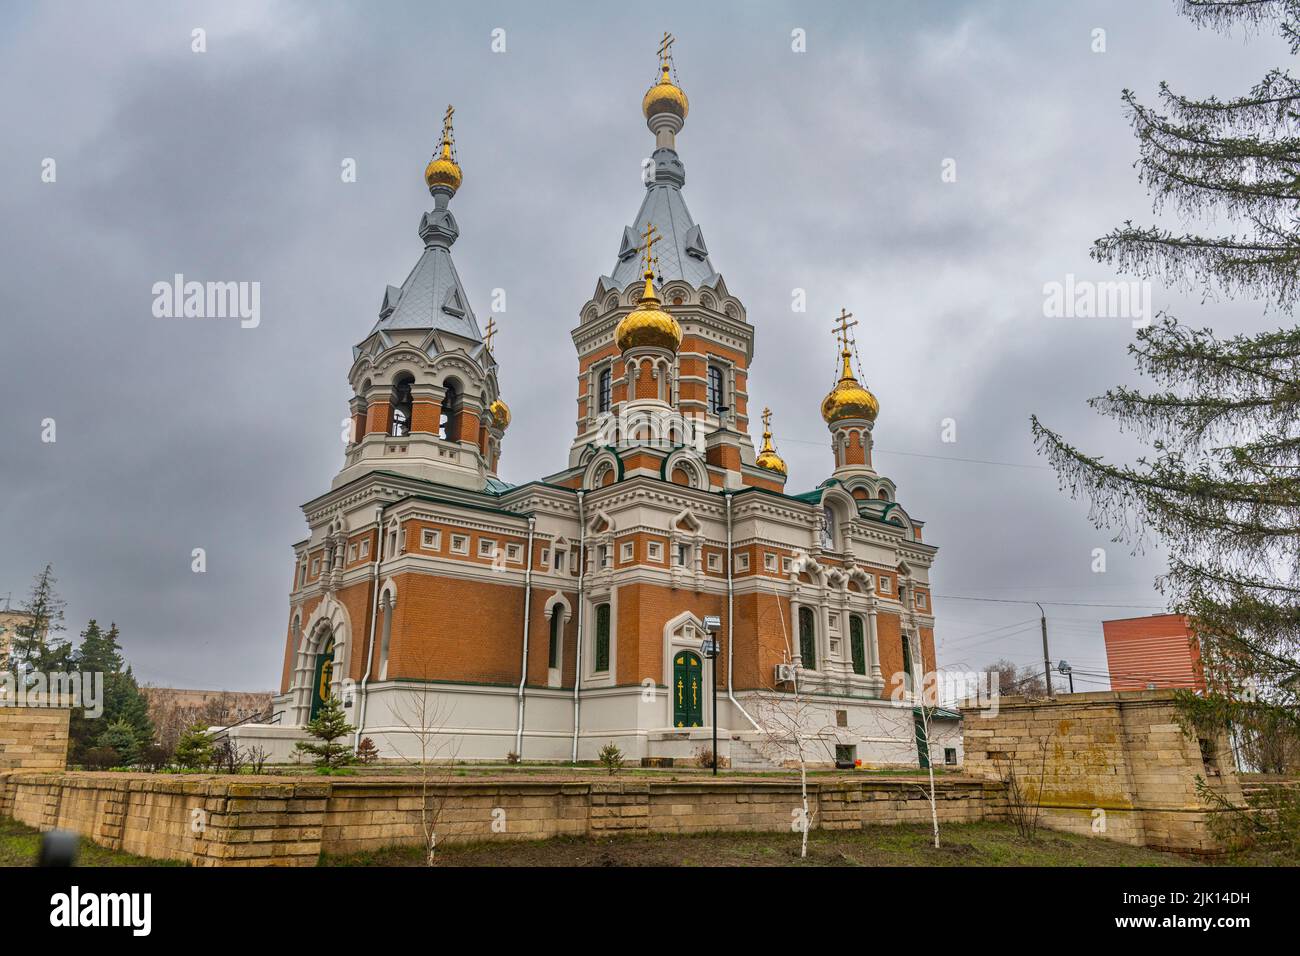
xmin=67 ymin=621 xmax=155 ymax=765
xmin=95 ymin=718 xmax=142 ymax=767
xmin=295 ymin=697 xmax=355 ymax=770
xmin=1032 ymin=0 xmax=1300 ymax=742
xmin=174 ymin=724 xmax=215 ymax=770
xmin=9 ymin=564 xmax=68 ymax=678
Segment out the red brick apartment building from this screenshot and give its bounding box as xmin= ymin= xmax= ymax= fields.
xmin=1103 ymin=614 xmax=1205 ymax=692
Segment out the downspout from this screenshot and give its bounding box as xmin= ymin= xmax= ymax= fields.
xmin=513 ymin=515 xmax=537 ymax=757
xmin=354 ymin=503 xmax=386 ymax=752
xmin=725 ymin=492 xmax=761 ymax=731
xmin=570 ymin=490 xmax=586 ymax=763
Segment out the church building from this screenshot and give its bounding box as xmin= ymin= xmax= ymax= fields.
xmin=235 ymin=42 xmax=955 ymax=768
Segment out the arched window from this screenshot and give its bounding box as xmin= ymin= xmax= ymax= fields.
xmin=707 ymin=365 xmax=724 ymax=414
xmin=594 ymin=603 xmax=611 ymax=672
xmin=548 ymin=610 xmax=561 ymax=669
xmin=598 ymin=367 xmax=612 ymax=414
xmin=849 ymin=615 xmax=866 ymax=676
xmin=798 ymin=606 xmax=816 ymax=670
xmin=391 ymin=374 xmax=414 ymax=437
xmin=378 ymin=593 xmax=393 ymax=680
xmin=822 ymin=504 xmax=836 ymax=550
xmin=440 ymin=381 xmax=459 ymax=440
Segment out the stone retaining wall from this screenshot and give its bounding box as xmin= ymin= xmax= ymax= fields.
xmin=0 ymin=770 xmax=1003 ymax=866
xmin=960 ymin=689 xmax=1243 ymax=853
xmin=0 ymin=706 xmax=69 ymax=770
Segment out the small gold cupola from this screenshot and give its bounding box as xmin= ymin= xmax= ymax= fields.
xmin=615 ymin=223 xmax=682 ymax=353
xmin=424 ymin=104 xmax=463 ymax=196
xmin=821 ymin=308 xmax=879 ymax=424
xmin=643 ymin=32 xmax=689 ymax=121
xmin=755 ymin=407 xmax=788 ymax=476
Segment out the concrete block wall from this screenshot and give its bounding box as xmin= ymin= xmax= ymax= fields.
xmin=0 ymin=707 xmax=70 ymax=770
xmin=960 ymin=690 xmax=1243 ymax=852
xmin=0 ymin=770 xmax=1005 ymax=866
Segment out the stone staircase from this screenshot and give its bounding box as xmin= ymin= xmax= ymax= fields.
xmin=729 ymin=738 xmax=780 ymax=772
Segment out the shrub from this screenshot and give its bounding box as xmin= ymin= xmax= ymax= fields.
xmin=356 ymin=737 xmax=380 ymax=765
xmin=174 ymin=724 xmax=215 ymax=770
xmin=597 ymin=742 xmax=624 ymax=775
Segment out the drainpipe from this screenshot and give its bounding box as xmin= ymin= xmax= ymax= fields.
xmin=725 ymin=493 xmax=761 ymax=732
xmin=570 ymin=490 xmax=586 ymax=763
xmin=513 ymin=515 xmax=537 ymax=757
xmin=354 ymin=503 xmax=386 ymax=752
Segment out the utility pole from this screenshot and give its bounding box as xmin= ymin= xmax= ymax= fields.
xmin=1036 ymin=602 xmax=1053 ymax=696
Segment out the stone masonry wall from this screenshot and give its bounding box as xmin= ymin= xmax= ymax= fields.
xmin=0 ymin=706 xmax=70 ymax=771
xmin=0 ymin=770 xmax=1003 ymax=866
xmin=961 ymin=689 xmax=1243 ymax=853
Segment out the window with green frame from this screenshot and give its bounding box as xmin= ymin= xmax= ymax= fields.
xmin=594 ymin=603 xmax=611 ymax=672
xmin=798 ymin=606 xmax=816 ymax=670
xmin=849 ymin=615 xmax=866 ymax=676
xmin=901 ymin=632 xmax=914 ymax=692
xmin=548 ymin=611 xmax=561 ymax=669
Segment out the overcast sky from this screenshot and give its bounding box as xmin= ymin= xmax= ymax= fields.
xmin=0 ymin=1 xmax=1287 ymax=692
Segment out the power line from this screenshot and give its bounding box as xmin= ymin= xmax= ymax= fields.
xmin=935 ymin=594 xmax=1167 ymax=610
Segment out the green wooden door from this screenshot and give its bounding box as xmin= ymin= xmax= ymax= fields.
xmin=673 ymin=651 xmax=703 ymax=728
xmin=913 ymin=711 xmax=930 ymax=769
xmin=310 ymin=634 xmax=335 ymax=721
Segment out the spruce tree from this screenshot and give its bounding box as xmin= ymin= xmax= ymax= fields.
xmin=9 ymin=564 xmax=68 ymax=677
xmin=95 ymin=718 xmax=142 ymax=767
xmin=1031 ymin=0 xmax=1300 ymax=743
xmin=174 ymin=724 xmax=215 ymax=770
xmin=295 ymin=697 xmax=356 ymax=771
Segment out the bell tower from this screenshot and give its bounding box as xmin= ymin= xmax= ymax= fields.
xmin=335 ymin=107 xmax=509 ymax=492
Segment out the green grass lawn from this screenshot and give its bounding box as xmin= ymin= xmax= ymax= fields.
xmin=321 ymin=821 xmax=1218 ymax=867
xmin=0 ymin=818 xmax=184 ymax=868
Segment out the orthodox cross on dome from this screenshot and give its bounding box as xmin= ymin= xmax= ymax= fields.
xmin=484 ymin=315 xmax=498 ymax=352
xmin=657 ymin=31 xmax=676 ymax=72
xmin=639 ymin=222 xmax=663 ymax=276
xmin=832 ymin=307 xmax=857 ymax=352
xmin=440 ymin=104 xmax=456 ymax=157
xmin=762 ymin=406 xmax=773 ymax=434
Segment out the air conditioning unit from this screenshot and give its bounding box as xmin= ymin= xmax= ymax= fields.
xmin=774 ymin=663 xmax=796 ymax=684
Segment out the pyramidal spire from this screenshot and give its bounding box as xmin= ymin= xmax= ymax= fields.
xmin=609 ymin=37 xmax=717 ymax=289
xmin=369 ymin=108 xmax=483 ymax=347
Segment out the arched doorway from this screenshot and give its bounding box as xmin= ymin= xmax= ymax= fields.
xmin=672 ymin=650 xmax=703 ymax=728
xmin=310 ymin=633 xmax=336 ymax=721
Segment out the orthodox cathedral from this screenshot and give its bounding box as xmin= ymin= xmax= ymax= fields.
xmin=235 ymin=42 xmax=955 ymax=767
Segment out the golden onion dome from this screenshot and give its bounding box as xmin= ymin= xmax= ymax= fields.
xmin=821 ymin=350 xmax=880 ymax=424
xmin=489 ymin=398 xmax=511 ymax=430
xmin=615 ymin=271 xmax=683 ymax=352
xmin=755 ymin=407 xmax=788 ymax=476
xmin=424 ymin=140 xmax=462 ymax=195
xmin=642 ymin=63 xmax=689 ymax=120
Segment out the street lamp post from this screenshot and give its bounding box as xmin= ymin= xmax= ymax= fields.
xmin=703 ymin=615 xmax=722 ymax=776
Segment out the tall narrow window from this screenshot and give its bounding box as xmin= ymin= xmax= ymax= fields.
xmin=901 ymin=632 xmax=915 ymax=693
xmin=598 ymin=367 xmax=612 ymax=413
xmin=850 ymin=615 xmax=866 ymax=676
xmin=548 ymin=611 xmax=561 ymax=669
xmin=440 ymin=382 xmax=459 ymax=440
xmin=378 ymin=595 xmax=393 ymax=680
xmin=707 ymin=365 xmax=724 ymax=414
xmin=822 ymin=504 xmax=836 ymax=550
xmin=798 ymin=606 xmax=816 ymax=670
xmin=391 ymin=374 xmax=414 ymax=437
xmin=594 ymin=603 xmax=611 ymax=672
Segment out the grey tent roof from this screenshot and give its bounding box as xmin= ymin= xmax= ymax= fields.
xmin=370 ymin=205 xmax=483 ymax=343
xmin=608 ymin=147 xmax=719 ymax=288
